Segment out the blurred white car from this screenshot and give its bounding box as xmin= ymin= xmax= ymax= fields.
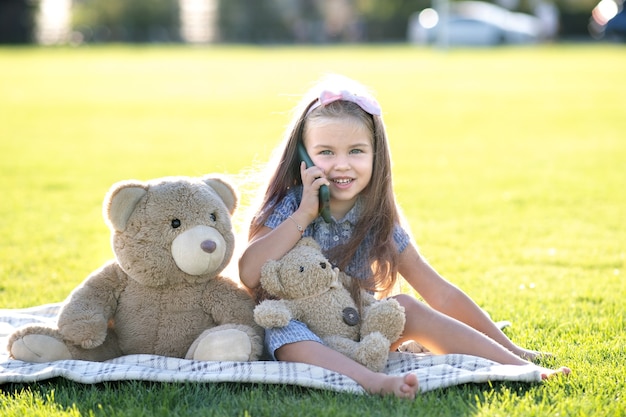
xmin=589 ymin=0 xmax=626 ymax=41
xmin=408 ymin=1 xmax=544 ymax=46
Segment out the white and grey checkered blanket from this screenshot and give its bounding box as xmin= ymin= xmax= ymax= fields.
xmin=0 ymin=304 xmax=542 ymax=394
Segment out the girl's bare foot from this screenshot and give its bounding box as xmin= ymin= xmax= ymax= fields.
xmin=541 ymin=366 xmax=572 ymax=379
xmin=364 ymin=372 xmax=419 ymax=399
xmin=539 ymin=366 xmax=571 ymax=380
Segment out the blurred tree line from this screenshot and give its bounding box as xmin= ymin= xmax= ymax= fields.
xmin=0 ymin=0 xmax=600 ymax=44
xmin=71 ymin=0 xmax=179 ymax=42
xmin=218 ymin=0 xmax=431 ymax=43
xmin=0 ymin=0 xmax=37 ymax=43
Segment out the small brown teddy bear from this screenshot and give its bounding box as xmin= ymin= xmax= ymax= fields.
xmin=253 ymin=237 xmax=406 ymax=372
xmin=8 ymin=175 xmax=263 ymax=363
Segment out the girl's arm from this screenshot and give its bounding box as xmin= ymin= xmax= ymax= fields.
xmin=397 ymin=243 xmax=536 ymax=358
xmin=238 ymin=213 xmax=309 ymax=289
xmin=239 ymin=162 xmax=328 ymax=290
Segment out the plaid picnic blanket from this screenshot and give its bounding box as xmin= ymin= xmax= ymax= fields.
xmin=0 ymin=304 xmax=543 ymax=394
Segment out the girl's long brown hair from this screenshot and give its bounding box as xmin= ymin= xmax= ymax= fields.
xmin=249 ymin=80 xmax=403 ymax=299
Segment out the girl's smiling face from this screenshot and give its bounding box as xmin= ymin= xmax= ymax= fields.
xmin=303 ymin=117 xmax=374 ymax=219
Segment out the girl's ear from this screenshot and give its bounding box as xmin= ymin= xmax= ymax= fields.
xmin=260 ymin=260 xmax=282 ymax=296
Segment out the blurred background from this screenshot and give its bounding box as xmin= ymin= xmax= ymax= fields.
xmin=0 ymin=0 xmax=624 ymax=46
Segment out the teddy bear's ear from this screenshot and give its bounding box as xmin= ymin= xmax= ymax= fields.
xmin=259 ymin=260 xmax=282 ymax=295
xmin=298 ymin=236 xmax=321 ymax=250
xmin=202 ymin=176 xmax=238 ymax=215
xmin=104 ymin=181 xmax=148 ymax=232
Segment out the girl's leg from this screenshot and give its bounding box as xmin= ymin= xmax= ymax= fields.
xmin=392 ymin=295 xmax=570 ymax=378
xmin=276 ymin=341 xmax=418 ymax=399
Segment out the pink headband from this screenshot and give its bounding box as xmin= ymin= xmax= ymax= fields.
xmin=306 ymin=89 xmax=382 ymax=117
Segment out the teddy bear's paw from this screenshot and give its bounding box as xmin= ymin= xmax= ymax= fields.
xmin=59 ymin=320 xmax=108 ymax=349
xmin=355 ymin=332 xmax=391 ymax=373
xmin=190 ymin=329 xmax=254 ymax=362
xmin=76 ymin=330 xmax=108 ymax=350
xmin=63 ymin=333 xmax=105 ymax=350
xmin=254 ymin=313 xmax=290 ymax=329
xmin=10 ymin=334 xmax=72 ymax=363
xmin=253 ymin=302 xmax=291 ymax=329
xmin=362 ymin=299 xmax=406 ymax=342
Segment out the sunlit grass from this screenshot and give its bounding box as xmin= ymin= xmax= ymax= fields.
xmin=0 ymin=44 xmax=624 ymax=416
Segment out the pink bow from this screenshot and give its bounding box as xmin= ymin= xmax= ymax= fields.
xmin=307 ymin=89 xmax=382 ymax=116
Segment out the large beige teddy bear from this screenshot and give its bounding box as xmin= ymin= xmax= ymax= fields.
xmin=8 ymin=175 xmax=263 ymax=363
xmin=253 ymin=237 xmax=406 ymax=372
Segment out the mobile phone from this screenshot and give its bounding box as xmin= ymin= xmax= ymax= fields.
xmin=297 ymin=142 xmax=331 ymax=223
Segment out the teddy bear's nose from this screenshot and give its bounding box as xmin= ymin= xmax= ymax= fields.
xmin=320 ymin=262 xmax=327 ymax=269
xmin=200 ymin=240 xmax=217 ymax=253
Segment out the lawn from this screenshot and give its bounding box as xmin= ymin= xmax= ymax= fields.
xmin=0 ymin=44 xmax=624 ymax=416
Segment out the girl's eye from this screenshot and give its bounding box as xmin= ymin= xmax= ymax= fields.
xmin=171 ymin=219 xmax=181 ymax=229
xmin=350 ymin=149 xmax=363 ymax=154
xmin=210 ymin=213 xmax=216 ymax=222
xmin=319 ymin=150 xmax=332 ymax=155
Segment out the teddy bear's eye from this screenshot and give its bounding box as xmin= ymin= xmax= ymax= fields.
xmin=210 ymin=213 xmax=216 ymax=222
xmin=320 ymin=262 xmax=327 ymax=269
xmin=299 ymin=266 xmax=304 ymax=273
xmin=171 ymin=219 xmax=181 ymax=229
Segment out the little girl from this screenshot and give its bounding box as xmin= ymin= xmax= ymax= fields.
xmin=238 ymin=74 xmax=569 ymax=399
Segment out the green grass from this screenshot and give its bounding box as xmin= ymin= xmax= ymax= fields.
xmin=1 ymin=44 xmax=624 ymax=416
